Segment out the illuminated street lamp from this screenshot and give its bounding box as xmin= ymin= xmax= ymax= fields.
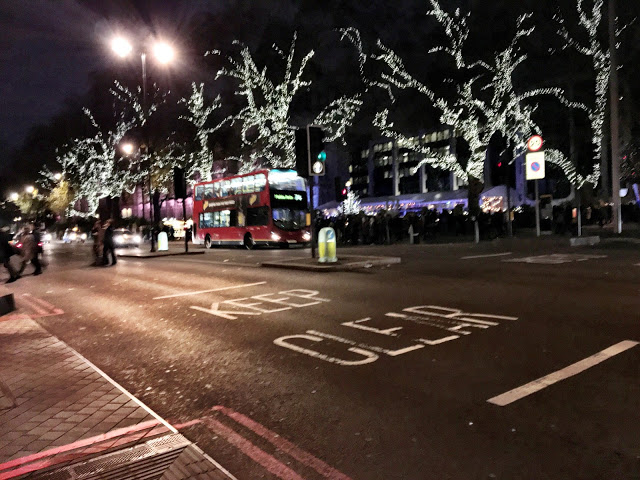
xmin=53 ymin=173 xmax=62 ymax=181
xmin=153 ymin=42 xmax=175 ymax=64
xmin=111 ymin=35 xmax=176 ymax=251
xmin=9 ymin=192 xmax=18 ymax=202
xmin=121 ymin=142 xmax=135 ymax=156
xmin=25 ymin=185 xmax=34 ymax=194
xmin=111 ymin=37 xmax=133 ymax=58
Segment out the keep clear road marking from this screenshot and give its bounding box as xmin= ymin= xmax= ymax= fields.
xmin=153 ymin=281 xmax=267 ymax=300
xmin=460 ymin=252 xmax=512 ymax=260
xmin=488 ymin=340 xmax=639 ymax=406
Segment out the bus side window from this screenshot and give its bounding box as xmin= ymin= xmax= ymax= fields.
xmin=254 ymin=174 xmax=266 ymax=192
xmin=247 ymin=206 xmax=269 ymax=226
xmin=195 ymin=186 xmax=204 ymax=201
xmin=214 ymin=182 xmax=222 ymax=198
xmin=204 ymin=185 xmax=214 ymax=199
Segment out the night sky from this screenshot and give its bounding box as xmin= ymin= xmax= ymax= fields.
xmin=1 ymin=0 xmax=638 ymax=186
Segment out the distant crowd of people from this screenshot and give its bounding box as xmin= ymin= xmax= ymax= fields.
xmin=315 ymin=207 xmax=508 ymax=245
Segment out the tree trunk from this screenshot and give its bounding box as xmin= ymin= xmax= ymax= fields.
xmin=153 ymin=190 xmax=162 ymax=225
xmin=468 ymin=175 xmax=484 ymax=243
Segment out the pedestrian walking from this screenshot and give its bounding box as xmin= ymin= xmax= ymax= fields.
xmin=91 ymin=220 xmax=103 ymax=265
xmin=0 ymin=226 xmax=19 ymax=283
xmin=102 ymin=220 xmax=117 ymax=266
xmin=17 ymin=226 xmax=41 ymax=276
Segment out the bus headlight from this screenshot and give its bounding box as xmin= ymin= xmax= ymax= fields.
xmin=302 ymin=231 xmax=311 ymax=241
xmin=270 ymin=232 xmax=281 ymax=241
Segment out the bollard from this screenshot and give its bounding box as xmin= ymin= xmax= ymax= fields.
xmin=318 ymin=227 xmax=337 ymax=263
xmin=157 ymin=231 xmax=169 ymax=251
xmin=318 ymin=228 xmax=327 ymax=263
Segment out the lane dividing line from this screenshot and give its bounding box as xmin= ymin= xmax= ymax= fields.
xmin=488 ymin=340 xmax=639 ymax=406
xmin=153 ymin=281 xmax=267 ymax=300
xmin=461 ymin=252 xmax=512 ymax=260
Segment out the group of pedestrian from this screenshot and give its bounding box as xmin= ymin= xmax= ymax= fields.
xmin=91 ymin=219 xmax=116 ymax=266
xmin=0 ymin=224 xmax=43 ymax=283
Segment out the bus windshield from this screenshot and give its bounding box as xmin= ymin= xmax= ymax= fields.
xmin=268 ymin=170 xmax=306 ymax=192
xmin=272 ymin=208 xmax=307 ymax=231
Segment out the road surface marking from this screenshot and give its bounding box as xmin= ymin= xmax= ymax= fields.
xmin=274 ymin=334 xmax=379 ymax=366
xmin=201 ymin=417 xmax=306 ymax=480
xmin=0 ymin=420 xmax=162 ymax=479
xmin=192 ymin=289 xmax=329 ymax=320
xmin=504 ymin=254 xmax=607 ymax=264
xmin=213 ymin=406 xmax=353 ymax=480
xmin=19 ymin=294 xmax=64 ymax=317
xmin=461 ymin=252 xmax=512 ymax=260
xmin=342 ymin=317 xmax=403 ymax=337
xmin=153 ymin=281 xmax=267 ymax=299
xmin=276 ymin=305 xmax=517 ymax=366
xmin=488 ymin=340 xmax=639 ymax=406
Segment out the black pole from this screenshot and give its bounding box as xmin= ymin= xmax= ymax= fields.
xmin=183 ymin=197 xmax=188 ymax=253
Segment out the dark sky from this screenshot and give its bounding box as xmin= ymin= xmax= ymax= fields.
xmin=1 ymin=0 xmax=638 ymax=164
xmin=0 ymin=0 xmax=219 ymax=150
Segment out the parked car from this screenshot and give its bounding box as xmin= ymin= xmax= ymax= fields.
xmin=113 ymin=229 xmax=142 ymax=248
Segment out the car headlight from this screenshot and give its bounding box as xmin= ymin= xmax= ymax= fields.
xmin=302 ymin=231 xmax=311 ymax=241
xmin=44 ymin=233 xmax=52 ymax=242
xmin=80 ymin=233 xmax=87 ymax=240
xmin=115 ymin=236 xmax=124 ymax=244
xmin=270 ymin=232 xmax=281 ymax=241
xmin=133 ymin=235 xmax=142 ymax=244
xmin=69 ymin=232 xmax=77 ymax=240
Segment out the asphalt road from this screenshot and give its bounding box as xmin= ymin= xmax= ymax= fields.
xmin=4 ymin=239 xmax=640 ymax=479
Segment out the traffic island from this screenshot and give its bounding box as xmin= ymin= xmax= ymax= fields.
xmin=261 ymin=254 xmax=401 ymax=272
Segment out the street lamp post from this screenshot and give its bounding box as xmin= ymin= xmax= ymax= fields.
xmin=111 ymin=36 xmax=175 ymax=252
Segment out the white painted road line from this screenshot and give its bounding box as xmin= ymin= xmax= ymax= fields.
xmin=153 ymin=281 xmax=267 ymax=300
xmin=461 ymin=252 xmax=512 ymax=260
xmin=488 ymin=340 xmax=639 ymax=406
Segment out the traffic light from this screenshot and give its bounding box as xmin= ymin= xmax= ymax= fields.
xmin=294 ymin=128 xmax=309 ymax=177
xmin=174 ymin=167 xmax=187 ymax=199
xmin=334 ymin=176 xmax=347 ymax=201
xmin=308 ymin=126 xmax=326 ymax=176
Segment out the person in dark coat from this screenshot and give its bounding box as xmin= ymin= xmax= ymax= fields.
xmin=0 ymin=226 xmax=18 ymax=282
xmin=102 ymin=220 xmax=117 ymax=266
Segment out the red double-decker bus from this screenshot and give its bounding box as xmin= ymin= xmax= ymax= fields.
xmin=192 ymin=169 xmax=311 ymax=249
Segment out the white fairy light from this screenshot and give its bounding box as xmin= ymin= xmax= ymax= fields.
xmin=179 ymin=82 xmax=230 ymax=181
xmin=214 ymin=33 xmax=361 ymax=171
xmin=339 ymin=190 xmax=362 ymax=215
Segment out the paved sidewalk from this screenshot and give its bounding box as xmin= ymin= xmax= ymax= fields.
xmin=0 ymin=315 xmax=233 ymax=479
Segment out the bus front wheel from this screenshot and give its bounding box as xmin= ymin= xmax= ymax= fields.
xmin=243 ymin=233 xmax=254 ymax=250
xmin=204 ymin=235 xmax=212 ymax=249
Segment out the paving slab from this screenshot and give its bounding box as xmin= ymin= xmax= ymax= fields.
xmin=0 ymin=316 xmax=234 ymax=479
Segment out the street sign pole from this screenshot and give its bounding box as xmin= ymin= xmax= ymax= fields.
xmin=535 ymin=179 xmax=540 ymax=237
xmin=306 ymin=126 xmax=316 ymax=259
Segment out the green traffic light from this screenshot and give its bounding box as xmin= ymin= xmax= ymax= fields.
xmin=317 ymin=150 xmax=326 ymax=161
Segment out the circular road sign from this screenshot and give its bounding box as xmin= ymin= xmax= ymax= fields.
xmin=527 ymin=135 xmax=543 ymax=152
xmin=312 ymin=161 xmax=324 ymax=174
xmin=531 ymin=161 xmax=541 ymax=172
